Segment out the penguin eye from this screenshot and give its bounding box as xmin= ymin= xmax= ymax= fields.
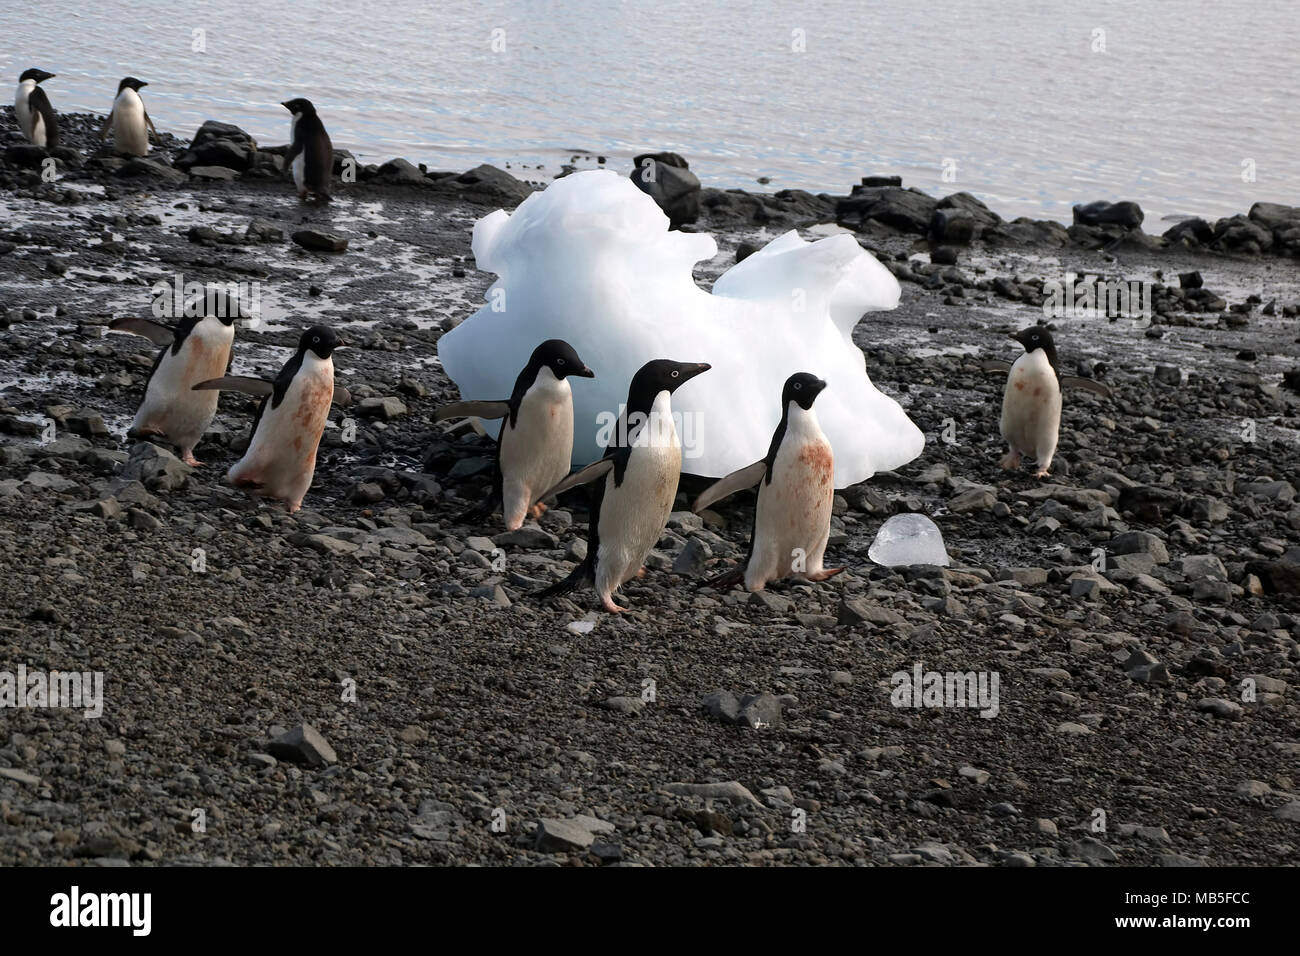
xmin=312 ymin=336 xmax=319 ymax=344
xmin=557 ymin=358 xmax=565 ymax=366
xmin=671 ymin=370 xmax=680 ymax=378
xmin=793 ymin=382 xmax=802 ymax=390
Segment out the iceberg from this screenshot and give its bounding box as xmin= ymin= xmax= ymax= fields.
xmin=437 ymin=169 xmax=924 ymax=486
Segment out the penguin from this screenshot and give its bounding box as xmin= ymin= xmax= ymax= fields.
xmin=434 ymin=339 xmax=594 ymax=530
xmin=108 ymin=308 xmax=238 ymax=466
xmin=99 ymin=77 xmax=159 ymax=156
xmin=282 ymin=98 xmax=333 ymax=203
xmin=982 ymin=326 xmax=1111 ymax=478
xmin=193 ymin=326 xmax=351 ymax=513
xmin=14 ymin=69 xmax=59 ymax=149
xmin=691 ymin=372 xmax=842 ymax=591
xmin=534 ymin=359 xmax=711 ymax=612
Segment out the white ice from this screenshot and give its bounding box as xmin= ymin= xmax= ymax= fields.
xmin=868 ymin=513 xmax=951 ymax=567
xmin=437 ymin=169 xmax=924 ymax=487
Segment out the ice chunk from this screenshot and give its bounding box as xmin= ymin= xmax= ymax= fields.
xmin=438 ymin=169 xmax=924 ymax=487
xmin=868 ymin=514 xmax=950 ymax=567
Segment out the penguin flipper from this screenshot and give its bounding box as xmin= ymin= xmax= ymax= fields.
xmin=980 ymin=359 xmax=1013 ymax=375
xmin=532 ymin=458 xmax=614 ymax=507
xmin=108 ymin=317 xmax=175 ymax=347
xmin=1060 ymin=376 xmax=1112 ymax=398
xmin=98 ymin=111 xmax=112 ymax=142
xmin=192 ymin=375 xmax=273 ymax=396
xmin=434 ymin=400 xmax=510 ymax=423
xmin=692 ymin=461 xmax=767 ymax=513
xmin=30 ymin=86 xmax=58 ymax=151
xmin=535 ymin=561 xmax=593 ymax=601
xmin=145 ymin=110 xmax=160 ymax=145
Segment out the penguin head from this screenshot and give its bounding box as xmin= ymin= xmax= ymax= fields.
xmin=118 ymin=77 xmax=148 ymax=93
xmin=783 ymin=372 xmax=827 ymax=411
xmin=1013 ymin=326 xmax=1056 ymax=355
xmin=20 ymin=69 xmax=55 ymax=84
xmin=630 ymin=359 xmax=711 ymax=396
xmin=532 ymin=339 xmax=594 ymax=380
xmin=299 ymin=326 xmax=342 ymax=360
xmin=281 ymin=98 xmax=316 ymax=117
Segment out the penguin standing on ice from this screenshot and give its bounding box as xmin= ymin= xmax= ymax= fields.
xmin=692 ymin=372 xmax=842 ymax=591
xmin=534 ymin=359 xmax=711 ymax=613
xmin=983 ymin=326 xmax=1110 ymax=478
xmin=14 ymin=69 xmax=59 ymax=149
xmin=99 ymin=77 xmax=159 ymax=156
xmin=282 ymin=98 xmax=333 ymax=203
xmin=435 ymin=339 xmax=594 ymax=530
xmin=193 ymin=326 xmax=351 ymax=513
xmin=109 ymin=308 xmax=237 ymax=466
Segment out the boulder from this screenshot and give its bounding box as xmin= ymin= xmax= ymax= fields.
xmin=1073 ymin=200 xmax=1144 ymax=229
xmin=630 ymin=152 xmax=701 ymax=228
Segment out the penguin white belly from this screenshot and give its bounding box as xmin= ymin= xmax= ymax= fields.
xmin=1000 ymin=350 xmax=1062 ymax=465
xmin=747 ymin=408 xmax=835 ymax=589
xmin=289 ymin=115 xmax=306 ymax=191
xmin=499 ymin=370 xmax=573 ymax=529
xmin=229 ymin=354 xmax=334 ymax=510
xmin=594 ymin=393 xmax=681 ymax=597
xmin=134 ymin=320 xmax=234 ymax=456
xmin=14 ymin=82 xmax=35 ymax=142
xmin=113 ymin=90 xmax=148 ymax=156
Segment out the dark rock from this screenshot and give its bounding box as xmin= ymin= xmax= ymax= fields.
xmin=292 ymin=230 xmax=348 ymax=252
xmin=1073 ymin=200 xmax=1144 ymax=229
xmin=631 ymin=152 xmax=701 ymax=229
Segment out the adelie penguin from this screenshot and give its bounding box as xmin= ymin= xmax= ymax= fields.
xmin=534 ymin=359 xmax=710 ymax=613
xmin=108 ymin=305 xmax=239 ymax=466
xmin=14 ymin=69 xmax=59 ymax=150
xmin=193 ymin=326 xmax=351 ymax=513
xmin=99 ymin=77 xmax=159 ymax=157
xmin=982 ymin=326 xmax=1111 ymax=478
xmin=434 ymin=339 xmax=594 ymax=530
xmin=692 ymin=372 xmax=842 ymax=591
xmin=282 ymin=98 xmax=333 ymax=203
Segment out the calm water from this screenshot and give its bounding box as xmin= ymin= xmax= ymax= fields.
xmin=5 ymin=0 xmax=1296 ymax=223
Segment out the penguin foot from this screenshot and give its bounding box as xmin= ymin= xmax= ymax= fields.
xmin=635 ymin=566 xmax=647 ymax=579
xmin=181 ymin=452 xmax=202 ymax=467
xmin=999 ymin=449 xmax=1022 ymax=471
xmin=601 ymin=596 xmax=629 ymax=613
xmin=807 ymin=567 xmax=845 ymax=582
xmin=529 ymin=502 xmax=549 ymax=519
xmin=1033 ymin=467 xmax=1051 ymax=478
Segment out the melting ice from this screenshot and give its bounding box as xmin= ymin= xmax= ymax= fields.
xmin=438 ymin=170 xmax=924 ymax=486
xmin=868 ymin=513 xmax=951 ymax=567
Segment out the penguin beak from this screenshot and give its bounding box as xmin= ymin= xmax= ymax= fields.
xmin=280 ymin=101 xmax=290 ymax=110
xmin=678 ymin=362 xmax=711 ymax=385
xmin=574 ymin=365 xmax=595 ymax=378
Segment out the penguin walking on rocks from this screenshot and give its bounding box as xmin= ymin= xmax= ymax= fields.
xmin=109 ymin=310 xmax=238 ymax=466
xmin=534 ymin=359 xmax=711 ymax=613
xmin=692 ymin=372 xmax=842 ymax=591
xmin=14 ymin=69 xmax=59 ymax=149
xmin=282 ymin=98 xmax=333 ymax=203
xmin=983 ymin=326 xmax=1111 ymax=478
xmin=435 ymin=339 xmax=594 ymax=530
xmin=193 ymin=326 xmax=351 ymax=513
xmin=99 ymin=77 xmax=159 ymax=156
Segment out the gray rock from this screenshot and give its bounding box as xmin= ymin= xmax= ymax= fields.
xmin=534 ymin=817 xmax=597 ymax=852
xmin=737 ymin=692 xmax=783 ymax=730
xmin=267 ymin=723 xmax=337 ymax=767
xmin=292 ymin=230 xmax=348 ymax=252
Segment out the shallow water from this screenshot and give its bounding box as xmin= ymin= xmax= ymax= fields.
xmin=5 ymin=0 xmax=1297 ymax=224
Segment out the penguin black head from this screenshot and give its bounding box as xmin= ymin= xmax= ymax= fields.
xmin=783 ymin=372 xmax=827 ymax=411
xmin=20 ymin=69 xmax=55 ymax=84
xmin=532 ymin=339 xmax=594 ymax=380
xmin=625 ymin=359 xmax=710 ymax=414
xmin=1012 ymin=325 xmax=1059 ymax=369
xmin=281 ymin=98 xmax=316 ymax=117
xmin=118 ymin=77 xmax=148 ymax=93
xmin=298 ymin=326 xmax=342 ymax=360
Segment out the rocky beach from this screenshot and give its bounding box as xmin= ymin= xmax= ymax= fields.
xmin=1 ymin=109 xmax=1298 ymax=868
